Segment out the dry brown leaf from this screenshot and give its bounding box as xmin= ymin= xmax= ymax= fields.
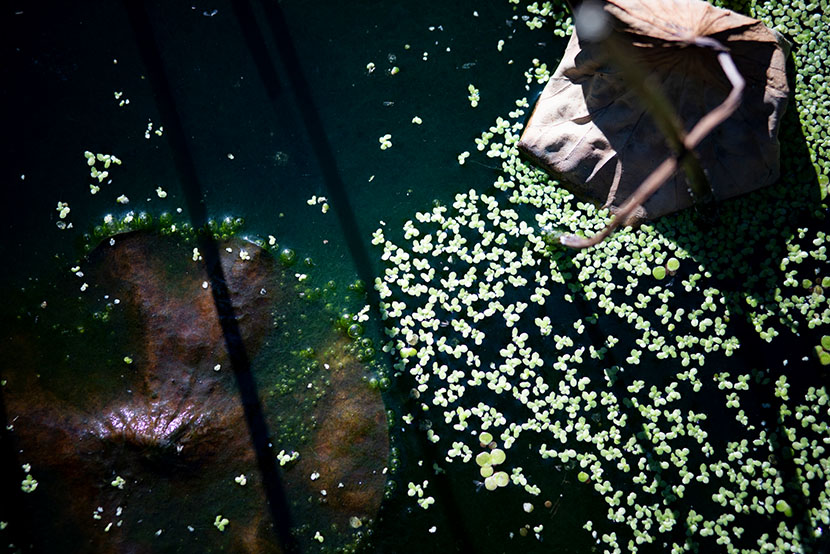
xmin=519 ymin=0 xmax=790 ymax=222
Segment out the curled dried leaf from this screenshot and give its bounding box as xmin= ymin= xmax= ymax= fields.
xmin=519 ymin=0 xmax=790 ymax=230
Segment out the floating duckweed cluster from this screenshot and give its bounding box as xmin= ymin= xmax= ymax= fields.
xmin=379 ymin=134 xmax=393 ymax=150
xmin=20 ymin=465 xmax=38 ymax=494
xmin=82 ymin=150 xmax=122 ymax=197
xmin=374 ymin=0 xmax=829 ymax=551
xmin=467 ymin=84 xmax=481 ymax=108
xmin=213 ymin=515 xmax=229 ymax=532
xmin=509 ymin=0 xmax=574 ymax=35
xmin=475 ymin=438 xmax=511 ymax=491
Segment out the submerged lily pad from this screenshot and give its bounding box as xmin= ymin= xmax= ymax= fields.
xmin=1 ymin=231 xmax=388 ymax=553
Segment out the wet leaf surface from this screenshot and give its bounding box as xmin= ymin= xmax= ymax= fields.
xmin=1 ymin=232 xmax=388 ymax=553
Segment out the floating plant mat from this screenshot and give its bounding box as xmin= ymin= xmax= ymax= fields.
xmin=1 ymin=230 xmax=389 ymax=553
xmin=1 ymin=0 xmax=829 ymax=552
xmin=368 ymin=0 xmax=830 ymax=552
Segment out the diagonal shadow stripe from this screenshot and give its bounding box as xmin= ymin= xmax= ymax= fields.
xmin=248 ymin=1 xmax=477 ymax=550
xmin=122 ymin=1 xmax=299 ymax=552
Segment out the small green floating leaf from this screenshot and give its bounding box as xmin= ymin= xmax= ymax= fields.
xmin=490 ymin=448 xmax=506 ymax=466
xmin=666 ymin=258 xmax=680 ymax=272
xmin=775 ymin=500 xmax=792 ymax=517
xmin=20 ymin=475 xmax=38 ymax=493
xmin=652 ymin=266 xmax=667 ymax=280
xmin=400 ymin=346 xmax=417 ymax=358
xmin=475 ymin=452 xmax=492 ymax=467
xmin=821 ymin=335 xmax=830 ymax=351
xmin=214 ymin=515 xmax=229 ymax=531
xmin=578 ymin=471 xmax=589 ymax=483
xmin=484 ymin=475 xmax=498 ymax=491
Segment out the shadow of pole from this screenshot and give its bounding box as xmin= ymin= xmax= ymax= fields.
xmin=246 ymin=1 xmax=478 ymax=550
xmin=122 ymin=1 xmax=299 ymax=552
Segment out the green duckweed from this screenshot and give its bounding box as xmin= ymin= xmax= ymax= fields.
xmin=374 ymin=0 xmax=830 ymax=551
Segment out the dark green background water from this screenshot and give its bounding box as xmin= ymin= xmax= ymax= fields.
xmin=1 ymin=0 xmax=559 ymax=287
xmin=7 ymin=2 xmax=827 ymax=553
xmin=1 ymin=1 xmax=567 ymax=552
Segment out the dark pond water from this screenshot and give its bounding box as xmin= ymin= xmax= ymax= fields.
xmin=2 ymin=1 xmax=829 ymax=553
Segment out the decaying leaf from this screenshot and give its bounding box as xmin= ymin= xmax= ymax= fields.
xmin=519 ymin=0 xmax=790 ymax=224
